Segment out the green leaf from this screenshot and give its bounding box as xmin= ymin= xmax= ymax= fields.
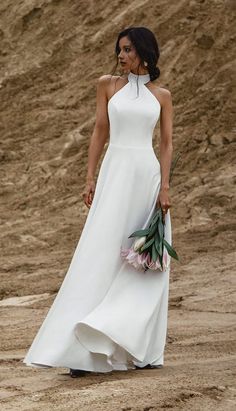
xmin=156 ymin=207 xmax=162 ymax=214
xmin=128 ymin=228 xmax=150 ymax=238
xmin=140 ymin=236 xmax=155 ymax=252
xmin=148 ymin=208 xmax=161 ymax=225
xmin=147 ymin=222 xmax=158 ymax=239
xmin=163 ymin=239 xmax=179 ymax=260
xmin=158 ymin=218 xmax=164 ymax=240
xmin=154 ymin=230 xmax=160 ymax=253
xmin=150 ymin=211 xmax=160 ymax=225
xmin=142 ymin=208 xmax=162 ymax=232
xmin=158 ymin=239 xmax=163 ymax=256
xmin=158 ymin=253 xmax=163 ymax=270
xmin=152 ymin=242 xmax=159 ymax=262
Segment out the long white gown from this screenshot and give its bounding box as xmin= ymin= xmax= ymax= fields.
xmin=23 ymin=71 xmax=172 ymax=372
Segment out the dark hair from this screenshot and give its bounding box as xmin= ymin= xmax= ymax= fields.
xmin=111 ymin=26 xmax=160 ymax=82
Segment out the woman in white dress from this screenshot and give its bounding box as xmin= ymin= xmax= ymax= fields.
xmin=23 ymin=26 xmax=173 ymax=378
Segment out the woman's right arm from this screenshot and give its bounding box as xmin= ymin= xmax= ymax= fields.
xmin=82 ymin=75 xmax=110 ymax=208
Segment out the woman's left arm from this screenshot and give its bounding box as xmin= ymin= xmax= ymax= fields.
xmin=156 ymin=89 xmax=173 ymax=215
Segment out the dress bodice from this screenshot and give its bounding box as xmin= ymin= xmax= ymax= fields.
xmin=108 ymin=71 xmax=161 ymax=148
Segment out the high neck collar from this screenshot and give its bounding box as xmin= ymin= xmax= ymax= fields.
xmin=128 ymin=71 xmax=151 ymax=85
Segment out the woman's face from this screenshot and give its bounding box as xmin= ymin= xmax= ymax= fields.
xmin=117 ymin=36 xmax=145 ymax=74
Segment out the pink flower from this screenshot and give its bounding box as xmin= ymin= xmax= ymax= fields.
xmin=120 ymin=245 xmax=169 ymax=272
xmin=163 ymin=251 xmax=168 ymax=266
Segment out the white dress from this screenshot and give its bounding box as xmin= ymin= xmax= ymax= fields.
xmin=23 ymin=71 xmax=172 ymax=372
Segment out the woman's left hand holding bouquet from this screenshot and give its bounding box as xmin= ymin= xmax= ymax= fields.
xmin=156 ymin=187 xmax=171 ymax=221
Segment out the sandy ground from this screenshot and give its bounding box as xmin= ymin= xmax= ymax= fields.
xmin=0 ymin=0 xmax=235 ymax=410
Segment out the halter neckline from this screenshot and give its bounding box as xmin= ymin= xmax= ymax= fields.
xmin=128 ymin=71 xmax=151 ymax=85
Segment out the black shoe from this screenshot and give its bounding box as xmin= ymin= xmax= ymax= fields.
xmin=69 ymin=368 xmax=88 ymax=378
xmin=135 ymin=364 xmax=163 ymax=369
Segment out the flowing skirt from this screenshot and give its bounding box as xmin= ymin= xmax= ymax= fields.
xmin=23 ymin=143 xmax=171 ymax=372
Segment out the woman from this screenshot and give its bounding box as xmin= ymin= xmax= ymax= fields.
xmin=23 ymin=26 xmax=173 ymax=377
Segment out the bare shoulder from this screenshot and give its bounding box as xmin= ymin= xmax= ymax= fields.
xmin=159 ymin=86 xmax=172 ymax=98
xmin=97 ymin=74 xmax=121 ymax=94
xmin=154 ymin=83 xmax=172 ymax=98
xmin=97 ymin=74 xmax=121 ymax=86
xmin=97 ymin=74 xmax=126 ymax=101
xmin=96 ymin=75 xmax=110 ymax=92
xmin=150 ymin=82 xmax=172 ymax=108
xmin=97 ymin=74 xmax=112 ymax=83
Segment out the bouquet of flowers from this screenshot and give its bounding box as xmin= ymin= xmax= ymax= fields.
xmin=120 ymin=153 xmax=181 ymax=273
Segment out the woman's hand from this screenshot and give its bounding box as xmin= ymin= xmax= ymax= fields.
xmin=82 ymin=178 xmax=96 ymax=208
xmin=156 ymin=187 xmax=171 ymax=220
